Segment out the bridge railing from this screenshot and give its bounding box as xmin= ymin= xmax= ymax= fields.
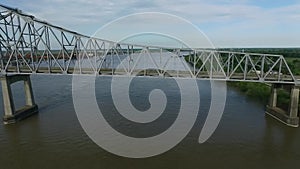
xmin=0 ymin=4 xmax=297 ymax=84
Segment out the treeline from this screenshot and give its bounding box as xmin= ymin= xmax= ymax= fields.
xmin=218 ymin=48 xmax=300 ymax=58
xmin=228 ymin=82 xmax=290 ymax=110
xmin=286 ymin=58 xmax=300 ymax=75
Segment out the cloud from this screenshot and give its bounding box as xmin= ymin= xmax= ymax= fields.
xmin=1 ymin=0 xmax=300 ymax=47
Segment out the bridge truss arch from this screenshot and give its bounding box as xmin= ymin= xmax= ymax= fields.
xmin=0 ymin=4 xmax=298 ymax=84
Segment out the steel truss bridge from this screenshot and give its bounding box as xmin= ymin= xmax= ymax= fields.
xmin=0 ymin=4 xmax=298 ymax=84
xmin=0 ymin=4 xmax=300 ymax=127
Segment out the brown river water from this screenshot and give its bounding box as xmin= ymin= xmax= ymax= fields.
xmin=0 ymin=75 xmax=299 ymax=169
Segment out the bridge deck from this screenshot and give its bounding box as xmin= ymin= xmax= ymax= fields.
xmin=1 ymin=66 xmax=297 ymax=84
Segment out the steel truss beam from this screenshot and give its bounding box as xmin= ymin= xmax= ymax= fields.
xmin=0 ymin=4 xmax=298 ymax=84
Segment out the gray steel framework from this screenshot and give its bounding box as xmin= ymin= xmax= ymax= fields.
xmin=0 ymin=4 xmax=298 ymax=84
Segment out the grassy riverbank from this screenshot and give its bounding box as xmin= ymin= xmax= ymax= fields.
xmin=228 ymin=82 xmax=270 ymax=104
xmin=228 ymin=82 xmax=290 ymax=110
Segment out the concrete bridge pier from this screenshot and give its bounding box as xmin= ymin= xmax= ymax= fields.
xmin=0 ymin=75 xmax=38 ymax=124
xmin=266 ymin=84 xmax=299 ymax=127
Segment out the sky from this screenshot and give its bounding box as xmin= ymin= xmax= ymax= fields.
xmin=1 ymin=0 xmax=300 ymax=48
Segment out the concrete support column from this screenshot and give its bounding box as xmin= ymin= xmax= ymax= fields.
xmin=288 ymin=86 xmax=299 ymax=118
xmin=1 ymin=76 xmax=15 ymax=116
xmin=266 ymin=84 xmax=299 ymax=127
xmin=24 ymin=76 xmax=35 ymax=106
xmin=0 ymin=75 xmax=38 ymax=124
xmin=269 ymin=84 xmax=279 ymax=108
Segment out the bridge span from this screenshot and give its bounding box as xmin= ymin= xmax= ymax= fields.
xmin=0 ymin=4 xmax=299 ymax=127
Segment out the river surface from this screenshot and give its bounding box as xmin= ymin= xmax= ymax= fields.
xmin=0 ymin=75 xmax=300 ymax=169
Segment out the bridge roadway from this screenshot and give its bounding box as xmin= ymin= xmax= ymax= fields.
xmin=1 ymin=66 xmax=299 ymax=84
